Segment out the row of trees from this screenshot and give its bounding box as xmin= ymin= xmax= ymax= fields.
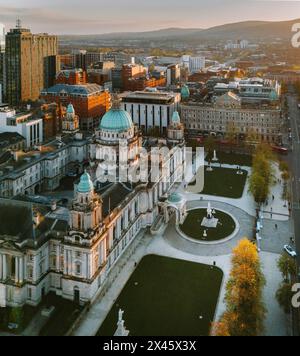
xmin=276 ymin=254 xmax=298 ymax=314
xmin=248 ymin=144 xmax=275 ymax=204
xmin=279 ymin=160 xmax=291 ymax=206
xmin=212 ymin=239 xmax=266 ymax=336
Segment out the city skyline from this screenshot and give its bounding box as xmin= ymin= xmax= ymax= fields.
xmin=0 ymin=0 xmax=300 ymax=34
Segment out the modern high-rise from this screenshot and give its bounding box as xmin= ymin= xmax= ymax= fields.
xmin=181 ymin=55 xmax=205 ymax=73
xmin=5 ymin=23 xmax=58 ymax=106
xmin=0 ymin=23 xmax=5 ymax=103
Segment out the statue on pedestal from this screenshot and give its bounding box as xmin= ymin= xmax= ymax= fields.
xmin=207 ymin=202 xmax=213 ymax=219
xmin=114 ymin=309 xmax=129 ymax=336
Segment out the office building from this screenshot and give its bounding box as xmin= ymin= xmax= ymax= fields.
xmin=181 ymin=55 xmax=205 ymax=73
xmin=41 ymin=83 xmax=111 ymax=131
xmin=0 ymin=23 xmax=5 ymax=103
xmin=181 ymin=92 xmax=282 ymax=143
xmin=121 ymin=89 xmax=181 ymax=134
xmin=5 ymin=22 xmax=58 ymax=106
xmin=0 ymin=106 xmax=43 ymax=148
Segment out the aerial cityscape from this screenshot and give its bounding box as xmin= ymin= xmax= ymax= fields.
xmin=0 ymin=0 xmax=300 ymax=340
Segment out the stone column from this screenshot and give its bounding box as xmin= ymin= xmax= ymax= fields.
xmin=15 ymin=257 xmax=19 ymax=283
xmin=0 ymin=254 xmax=2 ymax=280
xmin=19 ymin=257 xmax=23 ymax=284
xmin=64 ymin=250 xmax=68 ymax=275
xmin=3 ymin=255 xmax=6 ymax=280
xmin=56 ymin=248 xmax=60 ymax=272
xmin=68 ymin=250 xmax=72 ymax=275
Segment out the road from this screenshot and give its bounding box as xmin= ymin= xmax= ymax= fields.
xmin=286 ymin=91 xmax=300 ymax=269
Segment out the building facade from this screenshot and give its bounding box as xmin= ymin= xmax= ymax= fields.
xmin=121 ymin=90 xmax=181 ymax=135
xmin=0 ymin=105 xmax=186 ymax=307
xmin=0 ymin=134 xmax=88 ymax=198
xmin=41 ymin=84 xmax=111 ymax=131
xmin=181 ymin=92 xmax=282 ymax=143
xmin=0 ymin=106 xmax=43 ymax=148
xmin=5 ymin=25 xmax=58 ymax=106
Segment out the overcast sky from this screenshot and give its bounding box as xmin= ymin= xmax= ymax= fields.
xmin=0 ymin=0 xmax=299 ymax=34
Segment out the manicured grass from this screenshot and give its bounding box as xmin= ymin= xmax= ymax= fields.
xmin=206 ymin=152 xmax=253 ymax=167
xmin=179 ymin=209 xmax=236 ymax=242
xmin=97 ymin=255 xmax=223 ymax=336
xmin=0 ymin=305 xmax=36 ymax=333
xmin=191 ymin=167 xmax=248 ymax=199
xmin=39 ymin=294 xmax=83 ymax=336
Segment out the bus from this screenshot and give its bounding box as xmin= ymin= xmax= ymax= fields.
xmin=272 ymin=146 xmax=288 ymax=155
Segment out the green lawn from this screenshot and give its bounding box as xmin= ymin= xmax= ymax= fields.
xmin=97 ymin=255 xmax=223 ymax=336
xmin=206 ymin=152 xmax=253 ymax=167
xmin=191 ymin=167 xmax=248 ymax=199
xmin=0 ymin=305 xmax=36 ymax=333
xmin=39 ymin=293 xmax=84 ymax=336
xmin=180 ymin=209 xmax=236 ymax=241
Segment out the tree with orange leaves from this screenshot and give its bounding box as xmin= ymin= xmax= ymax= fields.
xmin=212 ymin=239 xmax=266 ymax=336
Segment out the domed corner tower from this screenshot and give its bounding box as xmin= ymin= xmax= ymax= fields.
xmin=95 ymin=95 xmax=142 ymax=181
xmin=167 ymin=111 xmax=185 ymax=145
xmin=62 ymin=103 xmax=80 ymax=134
xmin=181 ymin=85 xmax=190 ymax=102
xmin=70 ymin=171 xmax=103 ymax=234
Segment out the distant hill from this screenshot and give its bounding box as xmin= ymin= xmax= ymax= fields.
xmin=195 ymin=19 xmax=300 ymax=41
xmin=59 ymin=18 xmax=300 ymax=44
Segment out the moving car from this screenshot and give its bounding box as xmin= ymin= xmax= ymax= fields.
xmin=284 ymin=245 xmax=297 ymax=258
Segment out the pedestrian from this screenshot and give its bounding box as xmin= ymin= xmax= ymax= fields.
xmin=275 ymin=224 xmax=278 ymax=230
xmin=272 ymin=195 xmax=275 ymax=201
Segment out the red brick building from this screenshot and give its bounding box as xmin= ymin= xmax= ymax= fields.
xmin=126 ymin=76 xmax=166 ymax=91
xmin=39 ymin=102 xmax=66 ymax=139
xmin=56 ymin=69 xmax=87 ymax=85
xmin=59 ymin=54 xmax=73 ymax=69
xmin=122 ymin=63 xmax=146 ymax=91
xmin=40 ymin=84 xmax=111 ymax=130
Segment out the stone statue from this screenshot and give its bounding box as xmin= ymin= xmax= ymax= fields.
xmin=114 ymin=309 xmax=129 ymax=336
xmin=207 ymin=202 xmax=213 ymax=219
xmin=212 ymin=150 xmax=218 ymax=162
xmin=118 ymin=309 xmax=124 ymax=323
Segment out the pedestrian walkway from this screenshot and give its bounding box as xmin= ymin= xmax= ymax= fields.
xmin=261 ymin=252 xmax=292 ymax=336
xmin=181 ymin=160 xmax=289 ymax=221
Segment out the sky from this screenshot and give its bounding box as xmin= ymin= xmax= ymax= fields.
xmin=0 ymin=0 xmax=300 ymax=34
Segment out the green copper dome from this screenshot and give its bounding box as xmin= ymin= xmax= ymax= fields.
xmin=100 ymin=108 xmax=133 ymax=132
xmin=67 ymin=103 xmax=75 ymax=114
xmin=269 ymin=90 xmax=278 ymax=101
xmin=77 ymin=172 xmax=94 ymax=193
xmin=172 ymin=111 xmax=181 ymax=124
xmin=181 ymin=85 xmax=190 ymax=100
xmin=168 ymin=193 xmax=183 ymax=204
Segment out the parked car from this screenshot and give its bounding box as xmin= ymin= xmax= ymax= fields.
xmin=284 ymin=245 xmax=297 ymax=258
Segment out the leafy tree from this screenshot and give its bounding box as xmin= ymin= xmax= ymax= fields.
xmin=213 ymin=239 xmax=266 ymax=336
xmin=277 ymin=254 xmax=297 ymax=282
xmin=204 ymin=135 xmax=216 ymax=154
xmin=211 ymin=316 xmax=231 ymax=336
xmin=248 ymin=145 xmax=275 ymax=205
xmin=249 ymin=171 xmax=269 ymax=204
xmin=279 ymin=160 xmax=289 ymax=173
xmin=276 ymin=282 xmax=294 ymax=314
xmin=9 ymin=307 xmax=24 ymax=328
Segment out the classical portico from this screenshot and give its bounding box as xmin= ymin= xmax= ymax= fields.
xmin=0 ymin=251 xmax=25 ymax=284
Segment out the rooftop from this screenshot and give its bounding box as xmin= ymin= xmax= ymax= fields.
xmin=41 ymin=83 xmax=105 ymax=96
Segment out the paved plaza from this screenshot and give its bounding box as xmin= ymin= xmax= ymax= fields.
xmin=73 ymin=160 xmax=292 ymax=336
